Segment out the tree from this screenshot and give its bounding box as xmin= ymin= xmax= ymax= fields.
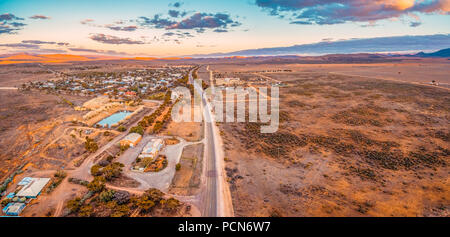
xmin=87 ymin=176 xmax=105 ymax=193
xmin=163 ymin=197 xmax=181 ymax=213
xmin=175 ymin=163 xmax=181 ymax=171
xmin=102 ymin=162 xmax=124 ymax=181
xmin=99 ymin=189 xmax=116 ymax=202
xmin=111 ymin=204 xmax=130 ymax=217
xmin=66 ymin=197 xmax=82 ymax=213
xmin=84 ymin=136 xmax=98 ymax=153
xmin=90 ymin=164 xmax=102 ymax=176
xmin=145 ymin=188 xmax=164 ymax=203
xmin=136 ymin=196 xmax=155 ymax=213
xmin=120 ymin=144 xmax=130 ymax=152
xmin=130 ymin=125 xmax=144 ymax=135
xmin=138 ymin=120 xmax=147 ymax=128
xmin=106 ymin=155 xmax=114 ymax=162
xmin=78 ymin=205 xmax=93 ymax=217
xmin=117 ymin=126 xmax=126 ymax=132
xmin=54 ymin=170 xmax=67 ymax=179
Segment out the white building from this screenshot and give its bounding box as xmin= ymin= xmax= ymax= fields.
xmin=139 ymin=138 xmax=164 ymax=160
xmin=16 ymin=178 xmax=50 ymax=198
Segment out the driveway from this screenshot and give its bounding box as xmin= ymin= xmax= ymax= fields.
xmin=117 ymin=135 xmax=203 ymax=192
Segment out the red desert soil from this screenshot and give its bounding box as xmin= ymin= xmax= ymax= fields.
xmin=215 ymin=65 xmax=449 ymax=217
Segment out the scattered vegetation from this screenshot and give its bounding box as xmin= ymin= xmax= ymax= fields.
xmin=91 ymin=162 xmax=125 ymax=181
xmin=117 ymin=126 xmax=126 ymax=132
xmin=129 ymin=125 xmax=144 ymax=135
xmin=84 ymin=136 xmax=99 ymax=153
xmin=46 ymin=170 xmax=67 ymax=193
xmin=66 ymin=187 xmax=183 ymax=217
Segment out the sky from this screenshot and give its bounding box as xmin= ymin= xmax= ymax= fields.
xmin=0 ymin=0 xmax=449 ymax=57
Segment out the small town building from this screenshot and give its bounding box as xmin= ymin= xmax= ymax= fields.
xmin=16 ymin=178 xmax=50 ymax=198
xmin=139 ymin=138 xmax=164 ymax=160
xmin=120 ymin=133 xmax=142 ymax=148
xmin=18 ymin=177 xmax=33 ymax=186
xmin=2 ymin=203 xmax=26 ymax=216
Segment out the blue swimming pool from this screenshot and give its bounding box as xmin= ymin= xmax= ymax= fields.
xmin=97 ymin=111 xmax=132 ymax=127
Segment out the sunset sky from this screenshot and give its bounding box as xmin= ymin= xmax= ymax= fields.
xmin=1 ymin=0 xmax=449 ymax=57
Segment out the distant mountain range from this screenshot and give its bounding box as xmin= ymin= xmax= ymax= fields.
xmin=0 ymin=54 xmax=192 ymax=65
xmin=189 ymin=34 xmax=450 ymax=58
xmin=0 ymin=47 xmax=449 ymax=66
xmin=412 ymin=48 xmax=450 ymax=58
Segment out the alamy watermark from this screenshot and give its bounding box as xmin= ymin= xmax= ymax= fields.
xmin=171 ymin=79 xmax=279 ymax=133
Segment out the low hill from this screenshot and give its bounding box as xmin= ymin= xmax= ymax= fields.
xmin=414 ymin=48 xmax=450 ymax=58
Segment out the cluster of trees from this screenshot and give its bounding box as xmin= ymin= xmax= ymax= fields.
xmin=131 ymin=188 xmax=181 ymax=214
xmin=0 ymin=164 xmax=25 ymax=194
xmin=66 ymin=191 xmax=94 ymax=216
xmin=68 ymin=177 xmax=89 ymax=186
xmin=177 ymin=75 xmax=189 ymax=85
xmin=67 ymin=187 xmax=132 ymax=217
xmin=117 ymin=125 xmax=126 ymax=132
xmin=135 ymin=90 xmax=173 ymax=134
xmin=87 ymin=176 xmax=106 ymax=193
xmin=46 ymin=170 xmax=67 ymax=194
xmin=129 ymin=125 xmax=144 ymax=135
xmin=132 ymin=188 xmax=166 ymax=214
xmin=193 ymin=68 xmax=199 ymax=79
xmin=152 ymin=121 xmax=164 ymax=134
xmin=66 ymin=194 xmax=95 ymax=217
xmin=201 ymin=79 xmax=208 ymax=90
xmin=90 ymin=162 xmax=125 ymax=182
xmin=151 ymin=102 xmax=174 ymax=134
xmin=84 ymin=136 xmax=98 ymax=153
xmin=66 ymin=186 xmax=180 ymax=217
xmin=120 ymin=144 xmax=130 ymax=152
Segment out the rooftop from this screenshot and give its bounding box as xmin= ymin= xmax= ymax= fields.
xmin=122 ymin=133 xmax=142 ymax=143
xmin=16 ymin=178 xmax=50 ymax=198
xmin=2 ymin=203 xmax=26 ymax=215
xmin=142 ymin=139 xmax=164 ymax=154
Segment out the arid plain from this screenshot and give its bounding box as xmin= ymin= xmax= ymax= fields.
xmin=0 ymin=56 xmax=448 ymax=217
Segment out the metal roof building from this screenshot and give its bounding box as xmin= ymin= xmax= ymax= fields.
xmin=142 ymin=139 xmax=164 ymax=154
xmin=16 ymin=178 xmax=50 ymax=198
xmin=120 ymin=133 xmax=142 ymax=147
xmin=2 ymin=203 xmax=26 ymax=216
xmin=18 ymin=177 xmax=33 ymax=186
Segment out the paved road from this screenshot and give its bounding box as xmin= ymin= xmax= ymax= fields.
xmin=189 ymin=67 xmax=228 ymax=217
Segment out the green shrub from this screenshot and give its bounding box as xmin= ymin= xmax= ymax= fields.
xmin=85 ymin=136 xmax=98 ymax=153
xmin=117 ymin=126 xmax=126 ymax=132
xmin=87 ymin=176 xmax=106 ymax=193
xmin=99 ymin=189 xmax=116 ymax=203
xmin=90 ymin=164 xmax=103 ymax=176
xmin=66 ymin=197 xmax=82 ymax=213
xmin=130 ymin=126 xmax=144 ymax=135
